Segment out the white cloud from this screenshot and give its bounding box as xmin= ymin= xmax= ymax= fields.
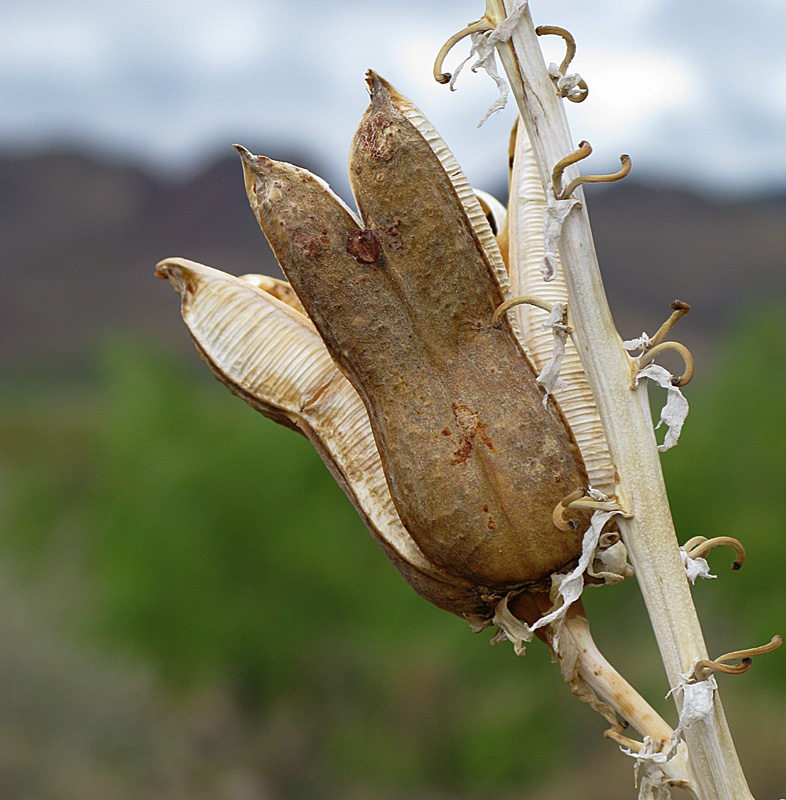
xmin=1 ymin=0 xmax=784 ymax=193
xmin=575 ymin=49 xmax=697 ymax=128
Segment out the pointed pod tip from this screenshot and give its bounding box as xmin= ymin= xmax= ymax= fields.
xmin=364 ymin=69 xmax=381 ymax=93
xmin=234 ymin=145 xmax=277 ymax=193
xmin=363 ymin=70 xmax=396 ymax=106
xmin=234 ymin=143 xmax=274 ymax=167
xmin=233 ymin=143 xmax=254 ymax=162
xmin=363 ymin=71 xmax=411 ymax=119
xmin=154 ymin=257 xmax=206 ymax=300
xmin=234 ymin=145 xmax=270 ymax=200
xmin=155 ymin=257 xmax=183 ymax=280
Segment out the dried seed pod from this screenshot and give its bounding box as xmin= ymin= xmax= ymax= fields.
xmin=156 ymin=257 xmax=490 ymax=618
xmin=239 ymin=73 xmax=590 ymax=590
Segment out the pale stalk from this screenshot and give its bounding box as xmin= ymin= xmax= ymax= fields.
xmin=484 ymin=1 xmax=753 ymax=797
xmin=547 ymin=609 xmax=699 ymax=794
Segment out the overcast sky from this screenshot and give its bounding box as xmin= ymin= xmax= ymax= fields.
xmin=3 ymin=0 xmax=785 ymax=198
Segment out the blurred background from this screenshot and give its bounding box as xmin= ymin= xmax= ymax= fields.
xmin=1 ymin=0 xmax=785 ymax=798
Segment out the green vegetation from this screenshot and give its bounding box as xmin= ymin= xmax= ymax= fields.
xmin=1 ymin=306 xmax=784 ymax=798
xmin=664 ymin=306 xmax=786 ymax=685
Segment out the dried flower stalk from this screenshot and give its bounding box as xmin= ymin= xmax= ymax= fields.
xmin=477 ymin=0 xmax=757 ymax=796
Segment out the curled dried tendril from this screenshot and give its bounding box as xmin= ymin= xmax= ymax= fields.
xmin=682 ymin=536 xmax=746 ymax=570
xmin=649 ymin=300 xmax=691 ymax=348
xmin=536 ymin=25 xmax=589 ymax=102
xmin=551 ymin=140 xmax=592 ymax=199
xmin=638 ymin=341 xmax=695 ymax=387
xmin=551 ymin=141 xmax=631 ymax=200
xmin=536 ymin=24 xmax=576 ymax=75
xmin=626 ymin=302 xmax=695 ymax=389
xmin=492 ymin=294 xmax=558 ymax=328
xmin=560 ymin=155 xmax=631 ymax=200
xmin=690 ymin=636 xmax=783 ymax=681
xmin=433 ymin=18 xmax=494 ymax=84
xmin=552 ymin=488 xmax=627 ymax=532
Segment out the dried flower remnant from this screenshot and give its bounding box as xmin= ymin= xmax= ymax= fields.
xmin=679 ymin=549 xmax=716 ymax=585
xmin=632 ymin=635 xmax=785 ymax=769
xmin=633 ymin=364 xmax=689 ymax=452
xmin=435 ymin=3 xmax=781 ymax=796
xmin=535 ymin=25 xmax=589 ymax=102
xmin=681 ymin=536 xmax=746 ymax=571
xmin=491 ymin=505 xmax=624 ymax=650
xmin=435 ymin=0 xmax=530 ymax=125
xmin=534 ymin=301 xmax=570 ymax=402
xmin=688 ymin=636 xmax=783 ymax=681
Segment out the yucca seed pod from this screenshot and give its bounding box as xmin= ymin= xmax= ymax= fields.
xmin=238 ymin=72 xmax=591 ymax=591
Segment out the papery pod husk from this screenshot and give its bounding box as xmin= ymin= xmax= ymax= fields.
xmin=238 ymin=72 xmax=591 ymax=590
xmin=508 ymin=123 xmax=616 ymax=497
xmin=156 ymin=258 xmax=491 ymax=618
xmin=238 ymin=273 xmax=307 ymax=315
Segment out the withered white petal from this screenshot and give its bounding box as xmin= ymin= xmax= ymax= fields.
xmin=635 ymin=363 xmax=689 ymax=452
xmin=660 ymin=669 xmax=718 ymax=762
xmin=622 ymin=332 xmax=653 ymax=353
xmin=673 ymin=672 xmax=717 ymax=731
xmin=543 ymin=196 xmax=578 ymax=281
xmin=449 ymin=0 xmax=529 ymax=126
xmin=491 ymin=595 xmax=532 ymax=655
xmin=500 ymin=508 xmax=622 ymax=644
xmin=535 ymin=301 xmax=569 ymax=403
xmin=679 ymin=549 xmax=716 ymax=584
xmin=544 ymin=509 xmax=621 ymax=626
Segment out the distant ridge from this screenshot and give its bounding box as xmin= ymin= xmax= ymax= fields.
xmin=2 ymin=148 xmax=785 ymax=376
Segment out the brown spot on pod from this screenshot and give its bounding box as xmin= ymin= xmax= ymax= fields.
xmin=451 ymin=438 xmax=473 ymax=466
xmin=346 ymin=229 xmax=382 ymax=264
xmin=452 ymin=403 xmax=494 ymax=451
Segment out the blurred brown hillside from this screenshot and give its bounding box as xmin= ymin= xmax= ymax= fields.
xmin=2 ymin=148 xmax=785 ymax=376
